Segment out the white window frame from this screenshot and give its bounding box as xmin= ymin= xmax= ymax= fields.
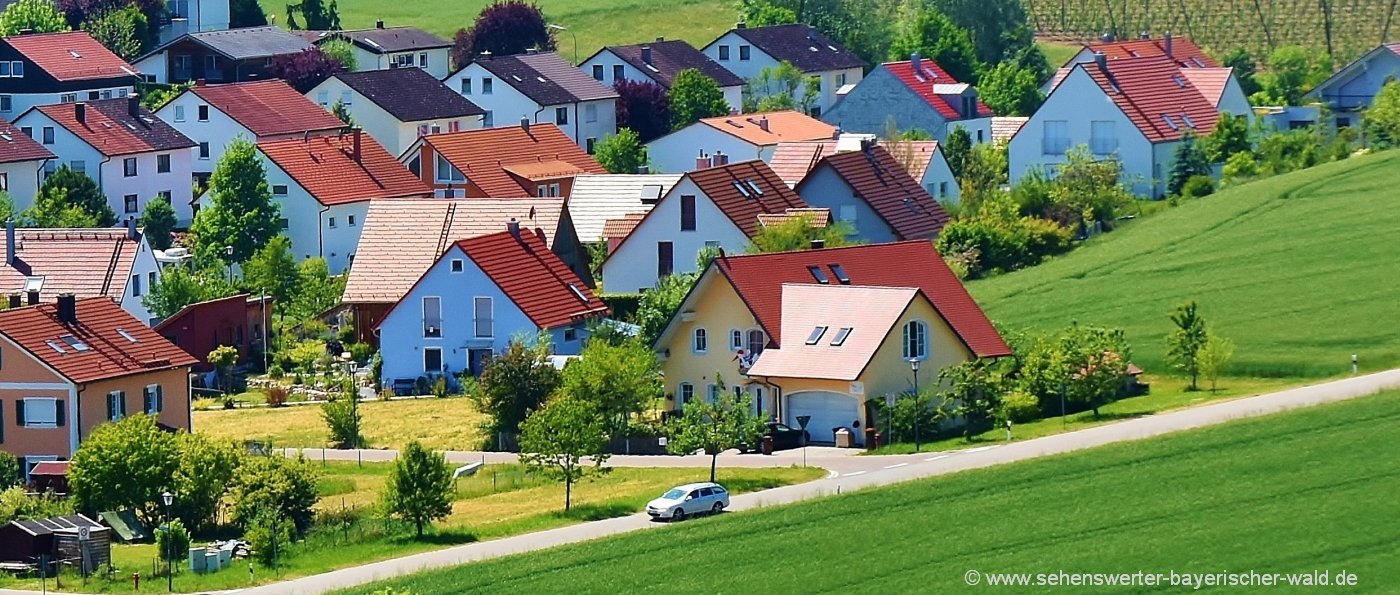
xmin=679 ymin=382 xmax=694 ymax=405
xmin=22 ymin=398 xmax=59 ymax=428
xmin=729 ymin=329 xmax=743 ymax=352
xmin=107 ymin=391 xmax=125 ymax=422
xmin=422 ymin=296 xmax=442 ymax=338
xmin=473 ymin=296 xmax=493 ymax=338
xmin=144 ymin=384 xmax=164 ymax=414
xmin=1042 ymin=120 xmax=1069 ymax=155
xmin=902 ymin=320 xmax=928 ymax=360
xmin=692 ymin=328 xmax=708 ymax=353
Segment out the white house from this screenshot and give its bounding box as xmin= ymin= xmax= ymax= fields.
xmin=157 ymin=0 xmax=232 ymax=44
xmin=1009 ymin=55 xmax=1222 ymax=198
xmin=701 ymin=23 xmax=865 ymax=117
xmin=793 ymin=142 xmax=950 ymax=243
xmin=1305 ymin=43 xmax=1400 ymax=128
xmin=307 ymin=69 xmax=483 ymax=156
xmin=769 ymin=136 xmax=960 ymax=203
xmin=600 ymin=159 xmax=811 ymax=293
xmin=0 ymin=117 xmax=54 ymax=210
xmin=155 ymin=80 xmax=346 ymax=178
xmin=581 ymin=38 xmax=745 ymax=111
xmin=14 ymin=98 xmax=197 ymax=224
xmin=646 ymin=110 xmax=836 ymax=174
xmin=2 ymin=222 xmax=164 ymax=325
xmin=443 ymin=51 xmax=618 ymax=151
xmin=297 ymin=23 xmax=453 ymax=80
xmin=376 ymin=223 xmax=608 ymax=385
xmin=0 ymin=31 xmax=138 ymax=119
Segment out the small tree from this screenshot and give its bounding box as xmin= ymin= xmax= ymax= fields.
xmin=331 ymin=99 xmax=355 ymax=126
xmin=977 ymin=61 xmax=1042 ymax=116
xmin=593 ymin=128 xmax=647 ymax=174
xmin=0 ymin=452 xmax=20 ymax=490
xmin=231 ymin=455 xmax=319 ymax=535
xmin=747 ymin=61 xmax=818 ymax=113
xmin=320 ymin=38 xmax=357 ymax=71
xmin=321 ymin=389 xmax=362 ymax=449
xmin=21 ymin=188 xmax=99 ymax=228
xmin=270 ymin=47 xmax=346 ymax=93
xmin=518 ymin=397 xmax=610 ymax=511
xmin=244 ymin=509 xmax=293 ymax=566
xmin=1197 ymin=333 xmax=1235 ymax=393
xmin=171 ymin=432 xmax=241 ymax=532
xmin=229 ymin=0 xmax=267 ymax=27
xmin=244 ymin=235 xmax=300 ymax=310
xmin=451 ymin=0 xmax=554 ymax=66
xmin=0 ymin=0 xmax=67 ymax=36
xmin=556 ymin=337 xmax=662 ymax=435
xmin=38 ymin=165 xmax=117 ymax=227
xmin=1167 ymin=301 xmax=1208 ymax=391
xmin=139 ymin=197 xmax=177 ymax=251
xmin=635 ymin=270 xmax=699 ymax=346
xmin=156 ymin=518 xmax=191 ymax=566
xmin=382 ymin=441 xmax=453 ymax=538
xmin=939 ymin=359 xmax=1002 ymax=439
xmin=668 ymin=69 xmax=730 ymax=131
xmin=1220 ymin=48 xmax=1260 ymax=97
xmin=192 ymin=138 xmax=280 ymax=265
xmin=143 ymin=266 xmax=237 ymax=319
xmin=1203 ymin=113 xmax=1251 ymax=163
xmin=667 ymin=386 xmax=764 ymax=482
xmin=69 ymin=415 xmax=181 ymax=525
xmin=944 ymin=127 xmax=972 ymax=182
xmin=1168 ymin=133 xmax=1211 ymax=197
xmin=286 ymin=257 xmax=343 ymax=321
xmin=748 ymin=214 xmax=856 ymax=253
xmin=470 ymin=339 xmax=560 ymax=439
xmin=209 ymin=345 xmax=239 ymax=393
xmin=82 ymin=5 xmax=147 ymax=60
xmin=614 ymin=79 xmax=671 ymax=143
xmin=1364 ymin=81 xmax=1400 ymax=150
xmin=1060 ymin=325 xmax=1131 ymax=417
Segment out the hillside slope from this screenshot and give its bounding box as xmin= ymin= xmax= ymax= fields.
xmin=969 ymin=150 xmax=1400 ymax=378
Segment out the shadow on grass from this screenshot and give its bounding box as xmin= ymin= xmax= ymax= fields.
xmin=551 ymin=502 xmax=636 ymax=521
xmin=388 ymin=528 xmax=478 ymax=546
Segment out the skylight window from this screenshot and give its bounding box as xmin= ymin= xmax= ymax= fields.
xmin=733 ymin=181 xmax=752 ymax=198
xmin=25 ymin=276 xmax=44 ymax=292
xmin=117 ymin=328 xmax=139 ymax=343
xmin=46 ymin=340 xmax=65 ymax=354
xmin=1180 ymin=113 xmax=1196 ymax=128
xmin=1162 ymin=114 xmax=1179 ymax=130
xmin=640 ymin=184 xmax=663 ymax=203
xmin=829 ymin=264 xmax=850 ymax=284
xmin=805 ymin=326 xmax=828 ymax=345
xmin=745 ymin=180 xmax=764 ymax=196
xmin=60 ymin=335 xmax=90 ymax=352
xmin=567 ymin=283 xmax=589 ymax=304
xmin=831 ymin=327 xmax=852 ymax=346
xmin=806 ymin=265 xmax=828 ymax=284
xmin=1172 ymin=75 xmax=1186 ymax=88
xmin=69 ymin=49 xmax=82 ymax=59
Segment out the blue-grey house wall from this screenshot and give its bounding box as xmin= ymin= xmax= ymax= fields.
xmin=822 ymin=67 xmax=950 ymax=139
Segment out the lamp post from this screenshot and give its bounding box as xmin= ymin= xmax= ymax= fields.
xmin=341 ymin=352 xmax=360 ymax=467
xmin=547 ymin=24 xmax=578 ymax=64
xmin=908 ymin=358 xmax=921 ymax=452
xmin=162 ymin=491 xmax=173 ymax=592
xmin=223 ymin=245 xmax=234 ymax=284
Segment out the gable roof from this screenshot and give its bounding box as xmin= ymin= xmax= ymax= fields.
xmin=1082 ymin=36 xmax=1218 ymax=69
xmin=343 ymin=198 xmax=566 ymax=304
xmin=800 ymin=145 xmax=949 ymax=240
xmin=258 ymin=131 xmax=430 ymax=206
xmin=418 ymin=123 xmax=605 ymax=197
xmin=756 ymin=207 xmax=830 ymax=229
xmin=1074 ymin=57 xmax=1220 ymax=143
xmin=746 ymin=284 xmax=920 ymax=381
xmin=1179 ymin=68 xmax=1234 ymax=107
xmin=883 ymin=60 xmax=994 ymax=120
xmin=599 ymin=39 xmax=744 ymax=88
xmin=706 ymin=241 xmax=1010 ymax=357
xmin=0 ymin=228 xmax=141 ymax=303
xmin=472 ymin=52 xmax=618 ymax=105
xmin=725 ymin=24 xmax=865 ymax=72
xmin=990 ymin=117 xmax=1028 ymax=145
xmin=177 ymin=26 xmax=312 ymax=60
xmin=0 ymin=297 xmax=197 ymax=383
xmin=0 ymin=116 xmax=55 ymax=164
xmin=330 ymin=69 xmax=484 ymax=122
xmin=322 ymin=26 xmax=451 ymax=53
xmin=686 ymin=159 xmax=809 ymax=238
xmin=1308 ymin=43 xmax=1400 ymax=98
xmin=568 ymin=174 xmax=682 ymax=243
xmin=453 ymin=230 xmax=607 ymax=329
xmin=2 ymin=31 xmax=137 ymax=82
xmin=697 ymin=110 xmax=837 ymax=147
xmin=34 ymin=98 xmax=194 ymax=157
xmin=771 ymin=138 xmax=945 ymax=188
xmin=601 ymin=212 xmax=646 ymax=242
xmin=190 ymin=80 xmax=346 ymax=137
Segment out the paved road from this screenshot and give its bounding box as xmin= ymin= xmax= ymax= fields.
xmin=8 ymin=369 xmax=1398 ymax=595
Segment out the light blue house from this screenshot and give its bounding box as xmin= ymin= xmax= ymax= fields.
xmin=376 ymin=222 xmax=609 ymax=388
xmin=1306 ymin=43 xmax=1400 ymax=128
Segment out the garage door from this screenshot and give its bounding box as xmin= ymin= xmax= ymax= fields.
xmin=786 ymin=391 xmax=861 ymax=445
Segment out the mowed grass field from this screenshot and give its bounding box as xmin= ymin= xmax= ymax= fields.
xmin=194 ymin=397 xmax=486 ymax=451
xmin=970 ymin=150 xmax=1400 ymax=379
xmin=342 ymin=391 xmax=1400 ymax=594
xmin=258 ymin=0 xmax=735 ymax=61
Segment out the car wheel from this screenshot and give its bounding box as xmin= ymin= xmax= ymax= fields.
xmin=712 ymin=502 xmax=724 ymax=514
xmin=672 ymin=509 xmax=685 ymax=522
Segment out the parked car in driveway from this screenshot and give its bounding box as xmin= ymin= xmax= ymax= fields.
xmin=738 ymin=422 xmax=810 ymax=453
xmin=646 ymin=482 xmax=730 ymax=521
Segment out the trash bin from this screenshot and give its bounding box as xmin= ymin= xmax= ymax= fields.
xmin=761 ymin=435 xmax=774 ymax=455
xmin=834 ymin=427 xmax=853 ymax=448
xmin=863 ymin=427 xmax=877 ymax=449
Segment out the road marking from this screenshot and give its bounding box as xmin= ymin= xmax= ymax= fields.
xmin=826 ymin=469 xmax=840 ymax=479
xmin=924 ymin=455 xmax=950 ymax=462
xmin=961 ymin=445 xmax=1001 ymax=454
xmin=841 ymin=471 xmax=867 ymax=477
xmin=883 ymin=463 xmax=909 ymax=469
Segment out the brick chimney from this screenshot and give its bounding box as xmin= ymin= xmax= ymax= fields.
xmin=508 ymin=217 xmax=522 ymax=241
xmin=641 ymin=45 xmax=652 ymax=64
xmin=352 ymin=128 xmax=363 ymax=163
xmin=75 ymin=103 xmax=86 ymax=124
xmin=128 ymin=95 xmax=139 ymax=118
xmin=713 ymin=151 xmax=727 ymax=166
xmin=695 ymin=151 xmax=711 ymax=170
xmin=6 ymin=293 xmax=19 ymax=309
xmin=5 ymin=219 xmax=15 ymax=265
xmin=1164 ymin=31 xmax=1173 ymax=58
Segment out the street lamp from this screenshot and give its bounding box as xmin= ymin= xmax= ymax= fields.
xmin=908 ymin=358 xmax=921 ymax=452
xmin=162 ymin=491 xmax=174 ymax=592
xmin=547 ymin=24 xmax=578 ymax=64
xmin=223 ymin=245 xmax=234 ymax=284
xmin=340 ymin=352 xmax=361 ymax=467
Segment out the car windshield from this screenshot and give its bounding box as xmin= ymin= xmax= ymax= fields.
xmin=662 ymin=488 xmax=686 ymax=500
xmin=772 ymin=423 xmax=793 ymax=431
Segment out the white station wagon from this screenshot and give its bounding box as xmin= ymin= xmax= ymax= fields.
xmin=646 ymin=482 xmax=729 ymax=521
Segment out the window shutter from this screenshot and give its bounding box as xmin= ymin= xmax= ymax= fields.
xmin=1 ymin=400 xmax=5 ymax=443
xmin=15 ymin=400 xmax=24 ymax=426
xmin=156 ymin=385 xmax=164 ymax=413
xmin=56 ymin=400 xmax=65 ymax=427
xmin=144 ymin=388 xmax=153 ymax=414
xmin=120 ymin=393 xmax=127 ymax=415
xmin=107 ymin=395 xmax=116 ymax=420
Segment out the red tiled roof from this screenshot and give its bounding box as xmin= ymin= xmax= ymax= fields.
xmin=601 ymin=212 xmax=646 ymax=240
xmin=458 ymin=230 xmax=607 ymax=329
xmin=756 ymin=208 xmax=830 ymax=229
xmin=1077 ymin=57 xmax=1220 ymax=143
xmin=884 ymin=60 xmax=993 ymax=120
xmin=0 ymin=297 xmax=197 ymax=383
xmin=35 ymin=98 xmax=194 ymax=157
xmin=0 ymin=116 xmax=55 ymax=164
xmin=1084 ymin=37 xmax=1219 ymax=69
xmin=190 ymin=80 xmax=345 ymax=137
xmin=0 ymin=228 xmax=139 ymax=302
xmin=1179 ymin=68 xmax=1233 ymax=107
xmin=686 ymin=160 xmax=809 ymax=238
xmin=28 ymin=461 xmax=70 ymax=476
xmin=768 ymin=140 xmax=835 ymax=184
xmin=258 ymin=132 xmax=430 ymax=206
xmin=3 ymin=31 xmax=136 ymax=82
xmin=698 ymin=111 xmax=837 ymax=147
xmin=990 ymin=118 xmax=1027 ymax=145
xmin=800 ymin=146 xmax=949 ymax=240
xmin=420 ymin=124 xmax=604 ymax=197
xmin=713 ymin=241 xmax=1010 ymax=357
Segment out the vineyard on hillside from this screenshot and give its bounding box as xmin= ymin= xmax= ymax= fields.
xmin=1028 ymin=0 xmax=1400 ymax=64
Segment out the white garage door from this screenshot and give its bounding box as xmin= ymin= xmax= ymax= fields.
xmin=786 ymin=391 xmax=861 ymax=445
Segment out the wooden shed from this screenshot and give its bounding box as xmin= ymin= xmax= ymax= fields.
xmin=0 ymin=515 xmax=110 ymax=573
xmin=26 ymin=461 xmax=70 ymax=495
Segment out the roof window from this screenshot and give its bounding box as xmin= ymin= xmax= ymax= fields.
xmin=1161 ymin=114 xmax=1179 ymax=130
xmin=46 ymin=340 xmax=65 ymax=354
xmin=806 ymin=265 xmax=828 ymax=284
xmin=567 ymin=283 xmax=590 ymax=304
xmin=733 ymin=181 xmax=752 ymax=198
xmin=640 ymin=184 xmax=663 ymax=204
xmin=831 ymin=327 xmax=852 ymax=346
xmin=805 ymin=326 xmax=828 ymax=345
xmin=745 ymin=180 xmax=764 ymax=196
xmin=60 ymin=335 xmax=90 ymax=352
xmin=1180 ymin=113 xmax=1196 ymax=128
xmin=117 ymin=328 xmax=139 ymax=343
xmin=829 ymin=263 xmax=850 ymax=284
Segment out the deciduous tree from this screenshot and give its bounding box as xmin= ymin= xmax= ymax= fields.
xmin=518 ymin=397 xmax=610 ymax=511
xmin=1364 ymin=81 xmax=1400 ymax=149
xmin=287 ymin=257 xmax=343 ymax=320
xmin=747 ymin=214 xmax=856 ymax=253
xmin=69 ymin=415 xmax=181 ymax=525
xmin=938 ymin=358 xmax=1003 ymax=438
xmin=21 ymin=188 xmax=99 ymax=228
xmin=666 ymin=385 xmax=764 ymax=482
xmin=557 ymin=337 xmax=662 ymax=435
xmin=0 ymin=0 xmax=67 ymax=36
xmin=635 ymin=270 xmax=698 ymax=346
xmin=889 ymin=4 xmax=980 ymax=84
xmin=208 ymin=345 xmax=239 ymax=393
xmin=470 ymin=339 xmax=560 ymax=439
xmin=270 ymin=47 xmax=346 ymax=93
xmin=1060 ymin=324 xmax=1131 ymax=417
xmin=320 ymin=38 xmax=357 ymax=70
xmin=82 ymin=4 xmax=146 ymax=60
xmin=668 ymin=69 xmax=730 ymax=131
xmin=451 ymin=0 xmax=554 ymax=67
xmin=229 ymin=0 xmax=265 ymax=27
xmin=143 ymin=266 xmax=237 ymax=319
xmin=243 ymin=235 xmax=299 ymax=310
xmin=1203 ymin=113 xmax=1251 ymax=163
xmin=613 ymin=79 xmax=670 ymax=143
xmin=593 ymin=128 xmax=647 ymax=174
xmin=1197 ymin=332 xmax=1235 ymax=393
xmin=1220 ymin=48 xmax=1260 ymax=97
xmin=944 ymin=127 xmax=972 ymax=181
xmin=1167 ymin=301 xmax=1208 ymax=390
xmin=382 ymin=441 xmax=453 ymax=538
xmin=746 ymin=61 xmax=817 ymax=113
xmin=190 ymin=138 xmax=280 ymax=264
xmin=231 ymin=454 xmax=319 ymax=535
xmin=37 ymin=165 xmax=116 ymax=227
xmin=170 ymin=433 xmax=240 ymax=532
xmin=138 ymin=196 xmax=176 ymax=250
xmin=977 ymin=61 xmax=1043 ymax=116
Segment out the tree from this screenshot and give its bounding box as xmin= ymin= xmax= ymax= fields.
xmin=747 ymin=214 xmax=856 ymax=253
xmin=21 ymin=188 xmax=99 ymax=228
xmin=1220 ymin=48 xmax=1260 ymax=97
xmin=1059 ymin=324 xmax=1131 ymax=417
xmin=557 ymin=337 xmax=662 ymax=435
xmin=0 ymin=452 xmax=21 ymax=490
xmin=69 ymin=415 xmax=181 ymax=525
xmin=243 ymin=235 xmax=300 ymax=308
xmin=1365 ymin=81 xmax=1400 ymax=150
xmin=1198 ymin=333 xmax=1235 ymax=393
xmin=959 ymin=141 xmax=1009 ymax=203
xmin=977 ymin=61 xmax=1043 ymax=116
xmin=668 ymin=69 xmax=731 ymax=131
xmin=451 ymin=0 xmax=554 ymax=67
xmin=287 ymin=257 xmax=343 ymax=320
xmin=82 ymin=5 xmax=146 ymax=60
xmin=938 ymin=359 xmax=1002 ymax=438
xmin=470 ymin=339 xmax=561 ymax=439
xmin=38 ymin=165 xmax=116 ymax=227
xmin=635 ymin=270 xmax=698 ymax=346
xmin=331 ymin=99 xmax=355 ymax=126
xmin=666 ymin=387 xmax=764 ymax=482
xmin=1167 ymin=301 xmax=1209 ymax=391
xmin=593 ymin=128 xmax=647 ymax=174
xmin=320 ymin=38 xmax=357 ymax=71
xmin=139 ymin=197 xmax=176 ymax=251
xmin=209 ymin=345 xmax=239 ymax=393
xmin=518 ymin=397 xmax=610 ymax=511
xmin=244 ymin=509 xmax=292 ymax=566
xmin=0 ymin=0 xmax=67 ymax=36
xmin=231 ymin=454 xmax=319 ymax=535
xmin=284 ymin=0 xmax=335 ymax=30
xmin=1168 ymin=133 xmax=1211 ymax=197
xmin=229 ymin=0 xmax=266 ymax=27
xmin=747 ymin=61 xmax=818 ymax=113
xmin=888 ymin=4 xmax=980 ymax=84
xmin=738 ymin=0 xmax=796 ymax=26
xmin=270 ymin=47 xmax=346 ymax=93
xmin=1202 ymin=113 xmax=1251 ymax=163
xmin=190 ymin=138 xmax=280 ymax=265
xmin=155 ymin=518 xmax=191 ymax=564
xmin=1258 ymin=46 xmax=1312 ymax=105
xmin=927 ymin=0 xmax=1034 ymax=67
xmin=383 ymin=441 xmax=453 ymax=538
xmin=170 ymin=432 xmax=240 ymax=532
xmin=143 ymin=266 xmax=238 ymax=319
xmin=944 ymin=126 xmax=972 ymax=182
xmin=321 ymin=390 xmax=361 ymax=448
xmin=613 ymin=79 xmax=670 ymax=143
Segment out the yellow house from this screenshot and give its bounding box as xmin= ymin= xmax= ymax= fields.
xmin=653 ymin=241 xmax=1010 ymax=445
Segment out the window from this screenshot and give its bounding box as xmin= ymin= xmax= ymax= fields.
xmin=747 ymin=329 xmax=765 ymax=355
xmin=158 ymin=191 xmax=171 ymax=205
xmin=419 ymin=53 xmax=428 ymax=68
xmin=612 ymin=64 xmax=624 ymax=81
xmin=739 ymin=45 xmax=750 ymax=61
xmin=805 ymin=326 xmax=827 ymax=345
xmin=679 ymin=382 xmax=694 ymax=404
xmin=657 ymin=241 xmax=673 ymax=277
xmin=422 ymin=296 xmax=442 ymax=337
xmin=555 ymin=107 xmax=569 ymax=125
xmin=550 ymin=183 xmax=561 ymax=196
xmin=197 ymin=105 xmax=209 ymax=121
xmin=706 ymin=383 xmax=721 ymax=403
xmin=0 ymin=172 xmax=6 ymax=192
xmin=1090 ymin=120 xmax=1117 ymax=155
xmin=340 ymin=90 xmax=353 ymax=106
xmin=460 ymin=78 xmax=472 ymax=94
xmin=450 ymin=259 xmax=464 ymax=273
xmin=272 ymin=184 xmax=288 ymax=195
xmin=807 ymin=265 xmax=828 ymax=284
xmin=586 ymin=137 xmax=596 ymax=154
xmin=838 ymin=204 xmax=857 ymax=225
xmin=168 ymin=0 xmax=188 ymax=17
xmin=60 ymin=93 xmax=76 ymax=103
xmin=148 ymin=271 xmax=156 ymax=290
xmin=831 ymin=327 xmax=852 ymax=346
xmin=20 ymin=398 xmax=61 ymax=428
xmin=347 ymin=215 xmax=356 ymax=226
xmin=394 ymin=53 xmax=414 ymax=67
xmin=680 ymin=194 xmax=696 ymax=231
xmin=157 ymin=153 xmax=171 ymax=173
xmin=124 ymin=194 xmax=138 ymax=214
xmin=482 ymin=77 xmax=493 ymax=94
xmin=592 ymin=64 xmax=603 ymax=80
xmin=585 ymin=103 xmax=597 ymax=123
xmin=107 ymin=391 xmax=125 ymax=421
xmin=0 ymin=62 xmax=7 ymax=76
xmin=0 ymin=95 xmax=10 ymax=113
xmin=564 ymin=328 xmax=578 ymax=342
xmin=424 ymin=348 xmax=442 ymax=373
xmin=482 ymin=110 xmax=493 ymax=127
xmin=42 ymin=127 xmax=54 ymax=144
xmin=902 ymin=320 xmax=928 ymax=360
xmin=829 ymin=263 xmax=850 ymax=284
xmin=730 ymin=329 xmax=743 ymax=351
xmin=130 ymin=273 xmax=142 ymax=296
xmin=474 ymin=296 xmax=493 ymax=338
xmin=1042 ymin=120 xmax=1069 ymax=155
xmin=144 ymin=385 xmax=164 ymax=414
xmin=316 ymin=90 xmax=329 ymax=106
xmin=199 ymin=142 xmax=210 ymax=159
xmin=837 ymin=72 xmax=848 ymax=86
xmin=71 ymin=160 xmax=85 ymax=173
xmin=692 ymin=328 xmax=708 ymax=353
xmin=328 ymin=217 xmax=337 ymax=228
xmin=718 ymin=45 xmax=730 ymax=61
xmin=435 ymin=154 xmax=466 ymax=183
xmin=939 ymin=181 xmax=948 ymax=197
xmin=7 ymin=61 xmax=17 ymax=77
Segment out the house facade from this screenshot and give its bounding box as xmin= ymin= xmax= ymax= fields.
xmin=153 ymin=294 xmax=272 ymax=372
xmin=1305 ymin=43 xmax=1400 ymax=127
xmin=376 ymin=226 xmax=607 ymax=385
xmin=581 ymin=39 xmax=745 ymax=111
xmin=0 ymin=117 xmax=53 ymax=210
xmin=794 ymin=143 xmax=950 ymax=242
xmin=646 ymin=110 xmax=837 ymax=175
xmin=302 ymin=24 xmax=452 ymax=79
xmin=701 ymin=24 xmax=865 ymax=116
xmin=443 ymin=51 xmax=618 ymax=150
xmin=133 ymin=26 xmax=313 ymax=84
xmin=2 ymin=223 xmax=164 ymax=324
xmin=0 ymin=32 xmax=138 ymax=120
xmin=0 ymin=296 xmax=197 ymax=466
xmin=156 ymin=0 xmax=232 ymax=45
xmin=822 ymin=56 xmax=994 ymax=143
xmin=307 ymin=69 xmax=484 ymax=156
xmin=399 ymin=121 xmax=605 ymax=198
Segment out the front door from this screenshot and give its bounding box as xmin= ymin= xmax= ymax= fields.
xmin=468 ymin=349 xmax=493 ymax=377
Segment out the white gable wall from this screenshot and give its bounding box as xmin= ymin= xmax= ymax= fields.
xmin=601 ymin=175 xmax=751 ymax=293
xmin=155 ymin=90 xmax=257 ymax=174
xmin=646 ymin=124 xmax=762 ymax=174
xmin=702 ymin=31 xmax=859 ymax=114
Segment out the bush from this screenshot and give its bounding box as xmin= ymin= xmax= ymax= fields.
xmin=244 ymin=510 xmax=294 ymax=566
xmin=232 ymin=455 xmax=319 ymax=535
xmin=0 ymin=486 xmax=73 ymax=525
xmin=266 ymin=387 xmax=289 ymax=407
xmin=322 ymin=395 xmax=362 ymax=448
xmin=999 ymin=390 xmax=1041 ymax=423
xmin=156 ymin=519 xmax=191 ymax=564
xmin=1221 ymin=151 xmax=1259 ymax=185
xmin=1180 ymin=175 xmax=1215 ymax=198
xmin=598 ymin=294 xmax=642 ymax=322
xmin=867 ymin=393 xmax=944 ymax=443
xmin=431 ymin=376 xmax=449 ymax=399
xmin=936 ymin=193 xmax=1073 ymax=278
xmin=267 ymin=363 xmax=285 ymax=380
xmin=288 ymin=340 xmax=326 ymax=373
xmin=0 ymin=452 xmax=18 ymax=490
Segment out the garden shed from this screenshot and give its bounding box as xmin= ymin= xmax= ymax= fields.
xmin=0 ymin=515 xmax=110 ymax=573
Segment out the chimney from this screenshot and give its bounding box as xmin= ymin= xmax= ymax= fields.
xmin=637 ymin=163 xmax=649 ymax=174
xmin=757 ymin=116 xmax=769 ymax=132
xmin=810 ymin=239 xmax=825 ymax=250
xmin=352 ymin=128 xmax=363 ymax=163
xmin=1093 ymin=51 xmax=1108 ymax=72
xmin=75 ymin=103 xmax=86 ymax=124
xmin=126 ymin=216 xmax=138 ymax=241
xmin=26 ymin=289 xmax=39 ymax=306
xmin=1164 ymin=31 xmax=1173 ymax=58
xmin=375 ymin=19 xmax=385 ymax=29
xmin=736 ymin=22 xmax=746 ymax=29
xmin=5 ymin=219 xmax=14 ymax=265
xmin=507 ymin=217 xmax=521 ymax=241
xmin=641 ymin=45 xmax=652 ymax=64
xmin=7 ymin=293 xmax=19 ymax=309
xmin=526 ymin=47 xmax=538 ymax=55
xmin=195 ymin=78 xmax=206 ymax=87
xmin=520 ymin=117 xmax=531 ymax=134
xmin=832 ymin=126 xmax=841 ymax=140
xmin=56 ymin=293 xmax=77 ymax=324
xmin=480 ymin=50 xmax=492 ymax=61
xmin=128 ymin=95 xmax=139 ymax=118
xmin=910 ymin=51 xmax=922 ymax=74
xmin=1140 ymin=31 xmax=1150 ymax=40
xmin=860 ymin=138 xmax=875 ymax=153
xmin=695 ymin=151 xmax=711 ymax=170
xmin=655 ymin=36 xmax=665 ymax=43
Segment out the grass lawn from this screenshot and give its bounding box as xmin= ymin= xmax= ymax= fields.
xmin=0 ymin=463 xmax=822 ymax=593
xmin=970 ymin=150 xmax=1400 ymax=379
xmin=339 ymin=390 xmax=1400 ymax=593
xmin=867 ymin=375 xmax=1299 ymax=454
xmin=259 ymin=0 xmax=735 ymax=62
xmin=1036 ymin=39 xmax=1080 ymax=66
xmin=194 ymin=397 xmax=487 ymax=451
